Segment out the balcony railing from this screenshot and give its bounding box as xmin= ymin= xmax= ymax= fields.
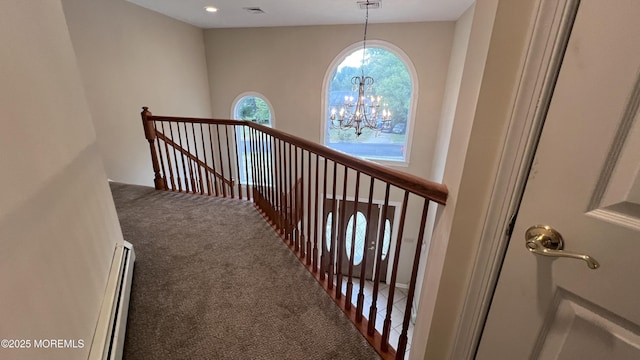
xmin=141 ymin=107 xmax=448 ymax=359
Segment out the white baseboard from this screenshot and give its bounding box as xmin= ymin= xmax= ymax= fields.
xmin=89 ymin=241 xmax=135 ymax=360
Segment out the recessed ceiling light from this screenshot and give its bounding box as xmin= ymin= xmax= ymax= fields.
xmin=204 ymin=6 xmax=218 ymax=13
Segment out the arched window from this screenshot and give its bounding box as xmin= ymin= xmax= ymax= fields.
xmin=232 ymin=93 xmax=274 ymax=184
xmin=323 ymin=43 xmax=416 ymax=163
xmin=233 ymin=93 xmax=274 ymax=126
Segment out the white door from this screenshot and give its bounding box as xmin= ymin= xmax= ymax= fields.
xmin=477 ymin=1 xmax=640 ymax=359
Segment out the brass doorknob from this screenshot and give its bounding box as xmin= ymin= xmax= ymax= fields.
xmin=525 ymin=225 xmax=599 ymax=270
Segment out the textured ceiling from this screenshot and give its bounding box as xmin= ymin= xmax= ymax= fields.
xmin=126 ymin=0 xmax=475 ymax=29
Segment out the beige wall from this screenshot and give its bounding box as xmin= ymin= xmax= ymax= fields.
xmin=418 ymin=0 xmax=540 ymax=358
xmin=413 ymin=2 xmax=475 ymax=326
xmin=0 ymin=1 xmax=123 ymax=359
xmin=61 ymin=0 xmax=213 ymax=186
xmin=203 ymin=22 xmax=455 ymax=180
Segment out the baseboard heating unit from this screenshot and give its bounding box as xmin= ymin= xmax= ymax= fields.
xmin=89 ymin=241 xmax=135 ymax=360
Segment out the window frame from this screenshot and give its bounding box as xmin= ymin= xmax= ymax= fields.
xmin=321 ymin=40 xmax=419 ymax=167
xmin=230 ymin=91 xmax=276 ymax=127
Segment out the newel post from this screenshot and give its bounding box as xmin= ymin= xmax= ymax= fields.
xmin=141 ymin=107 xmax=165 ymax=190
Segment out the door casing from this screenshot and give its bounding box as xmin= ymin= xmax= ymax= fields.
xmin=450 ymin=0 xmax=580 ymax=358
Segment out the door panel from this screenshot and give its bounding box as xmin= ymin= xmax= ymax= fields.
xmin=340 ymin=200 xmax=380 ymax=280
xmin=478 ymin=1 xmax=640 ymax=358
xmin=536 ymin=290 xmax=640 ymax=360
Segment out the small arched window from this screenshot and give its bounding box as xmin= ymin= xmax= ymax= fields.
xmin=323 ymin=43 xmax=416 ymax=163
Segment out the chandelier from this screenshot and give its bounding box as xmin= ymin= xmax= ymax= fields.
xmin=330 ymin=1 xmax=391 ymax=137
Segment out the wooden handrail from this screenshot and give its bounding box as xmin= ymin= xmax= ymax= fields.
xmin=246 ymin=122 xmax=448 ymax=204
xmin=147 ymin=114 xmax=240 ymax=126
xmin=155 ymin=131 xmax=233 ymax=187
xmin=145 ymin=114 xmax=448 ymax=205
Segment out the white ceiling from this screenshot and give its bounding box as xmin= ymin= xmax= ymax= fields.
xmin=126 ymin=0 xmax=475 ymax=29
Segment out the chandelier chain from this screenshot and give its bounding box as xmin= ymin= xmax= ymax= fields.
xmin=361 ymin=2 xmax=369 ymax=76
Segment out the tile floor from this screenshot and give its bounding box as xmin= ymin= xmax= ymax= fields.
xmin=335 ymin=276 xmax=414 ymax=358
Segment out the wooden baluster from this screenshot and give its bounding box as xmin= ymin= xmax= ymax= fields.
xmin=265 ymin=132 xmax=273 ymax=219
xmin=159 ymin=121 xmax=175 ymax=190
xmin=280 ymin=140 xmax=286 ymax=237
xmin=215 ymin=124 xmax=226 ymax=197
xmin=287 ymin=143 xmax=293 ymax=244
xmin=397 ymin=199 xmax=429 ymax=357
xmin=208 ymin=125 xmax=219 ymax=196
xmin=167 ymin=121 xmax=182 ymax=192
xmin=259 ymin=132 xmax=267 ymax=213
xmin=368 ymin=183 xmax=391 ymax=336
xmin=328 ymin=161 xmax=338 ymax=289
xmin=312 ymin=154 xmax=320 ymax=272
xmin=294 ymin=145 xmax=299 ymax=252
xmin=183 ymin=123 xmax=196 ymax=192
xmin=188 ymin=159 xmax=196 ymax=193
xmin=234 ymin=125 xmax=242 ymax=199
xmin=181 ymin=123 xmax=190 ymax=192
xmin=199 ymin=123 xmax=211 ymax=196
xmin=140 ymin=107 xmax=165 ymax=190
xmin=258 ymin=129 xmax=266 ymax=207
xmin=242 ymin=125 xmax=250 ymax=200
xmin=357 ymin=176 xmax=375 ymax=323
xmin=272 ymin=136 xmax=278 ymax=220
xmin=183 ymin=122 xmax=197 ymax=192
xmin=256 ymin=130 xmax=268 ymax=214
xmin=250 ymin=128 xmax=258 ymax=202
xmin=262 ymin=132 xmax=267 ymax=209
xmin=306 ymin=150 xmax=312 ymax=265
xmin=251 ymin=128 xmax=260 ymax=204
xmin=190 ymin=158 xmax=199 ymax=194
xmin=190 ymin=123 xmax=204 ymax=194
xmin=224 ymin=125 xmax=234 ymax=198
xmin=276 ymin=138 xmax=284 ymax=234
xmin=253 ymin=128 xmax=261 ymax=202
xmin=280 ymin=139 xmax=287 ymax=234
xmin=175 ymin=122 xmax=190 ymax=192
xmin=381 ymin=191 xmax=410 ymax=352
xmin=335 ymin=166 xmax=349 ymax=299
xmin=153 ymin=121 xmax=169 ymax=190
xmin=261 ymin=131 xmax=268 ymax=210
xmin=269 ymin=136 xmax=280 ymax=221
xmin=319 ymin=157 xmax=328 ymax=281
xmin=345 ymin=171 xmax=360 ymax=310
xmin=194 ymin=136 xmax=202 ymax=193
xmin=299 ymin=147 xmax=305 ymax=259
xmin=188 ymin=124 xmax=199 ymax=193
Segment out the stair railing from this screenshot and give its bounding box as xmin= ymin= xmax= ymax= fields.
xmin=141 ymin=107 xmax=448 ymax=359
